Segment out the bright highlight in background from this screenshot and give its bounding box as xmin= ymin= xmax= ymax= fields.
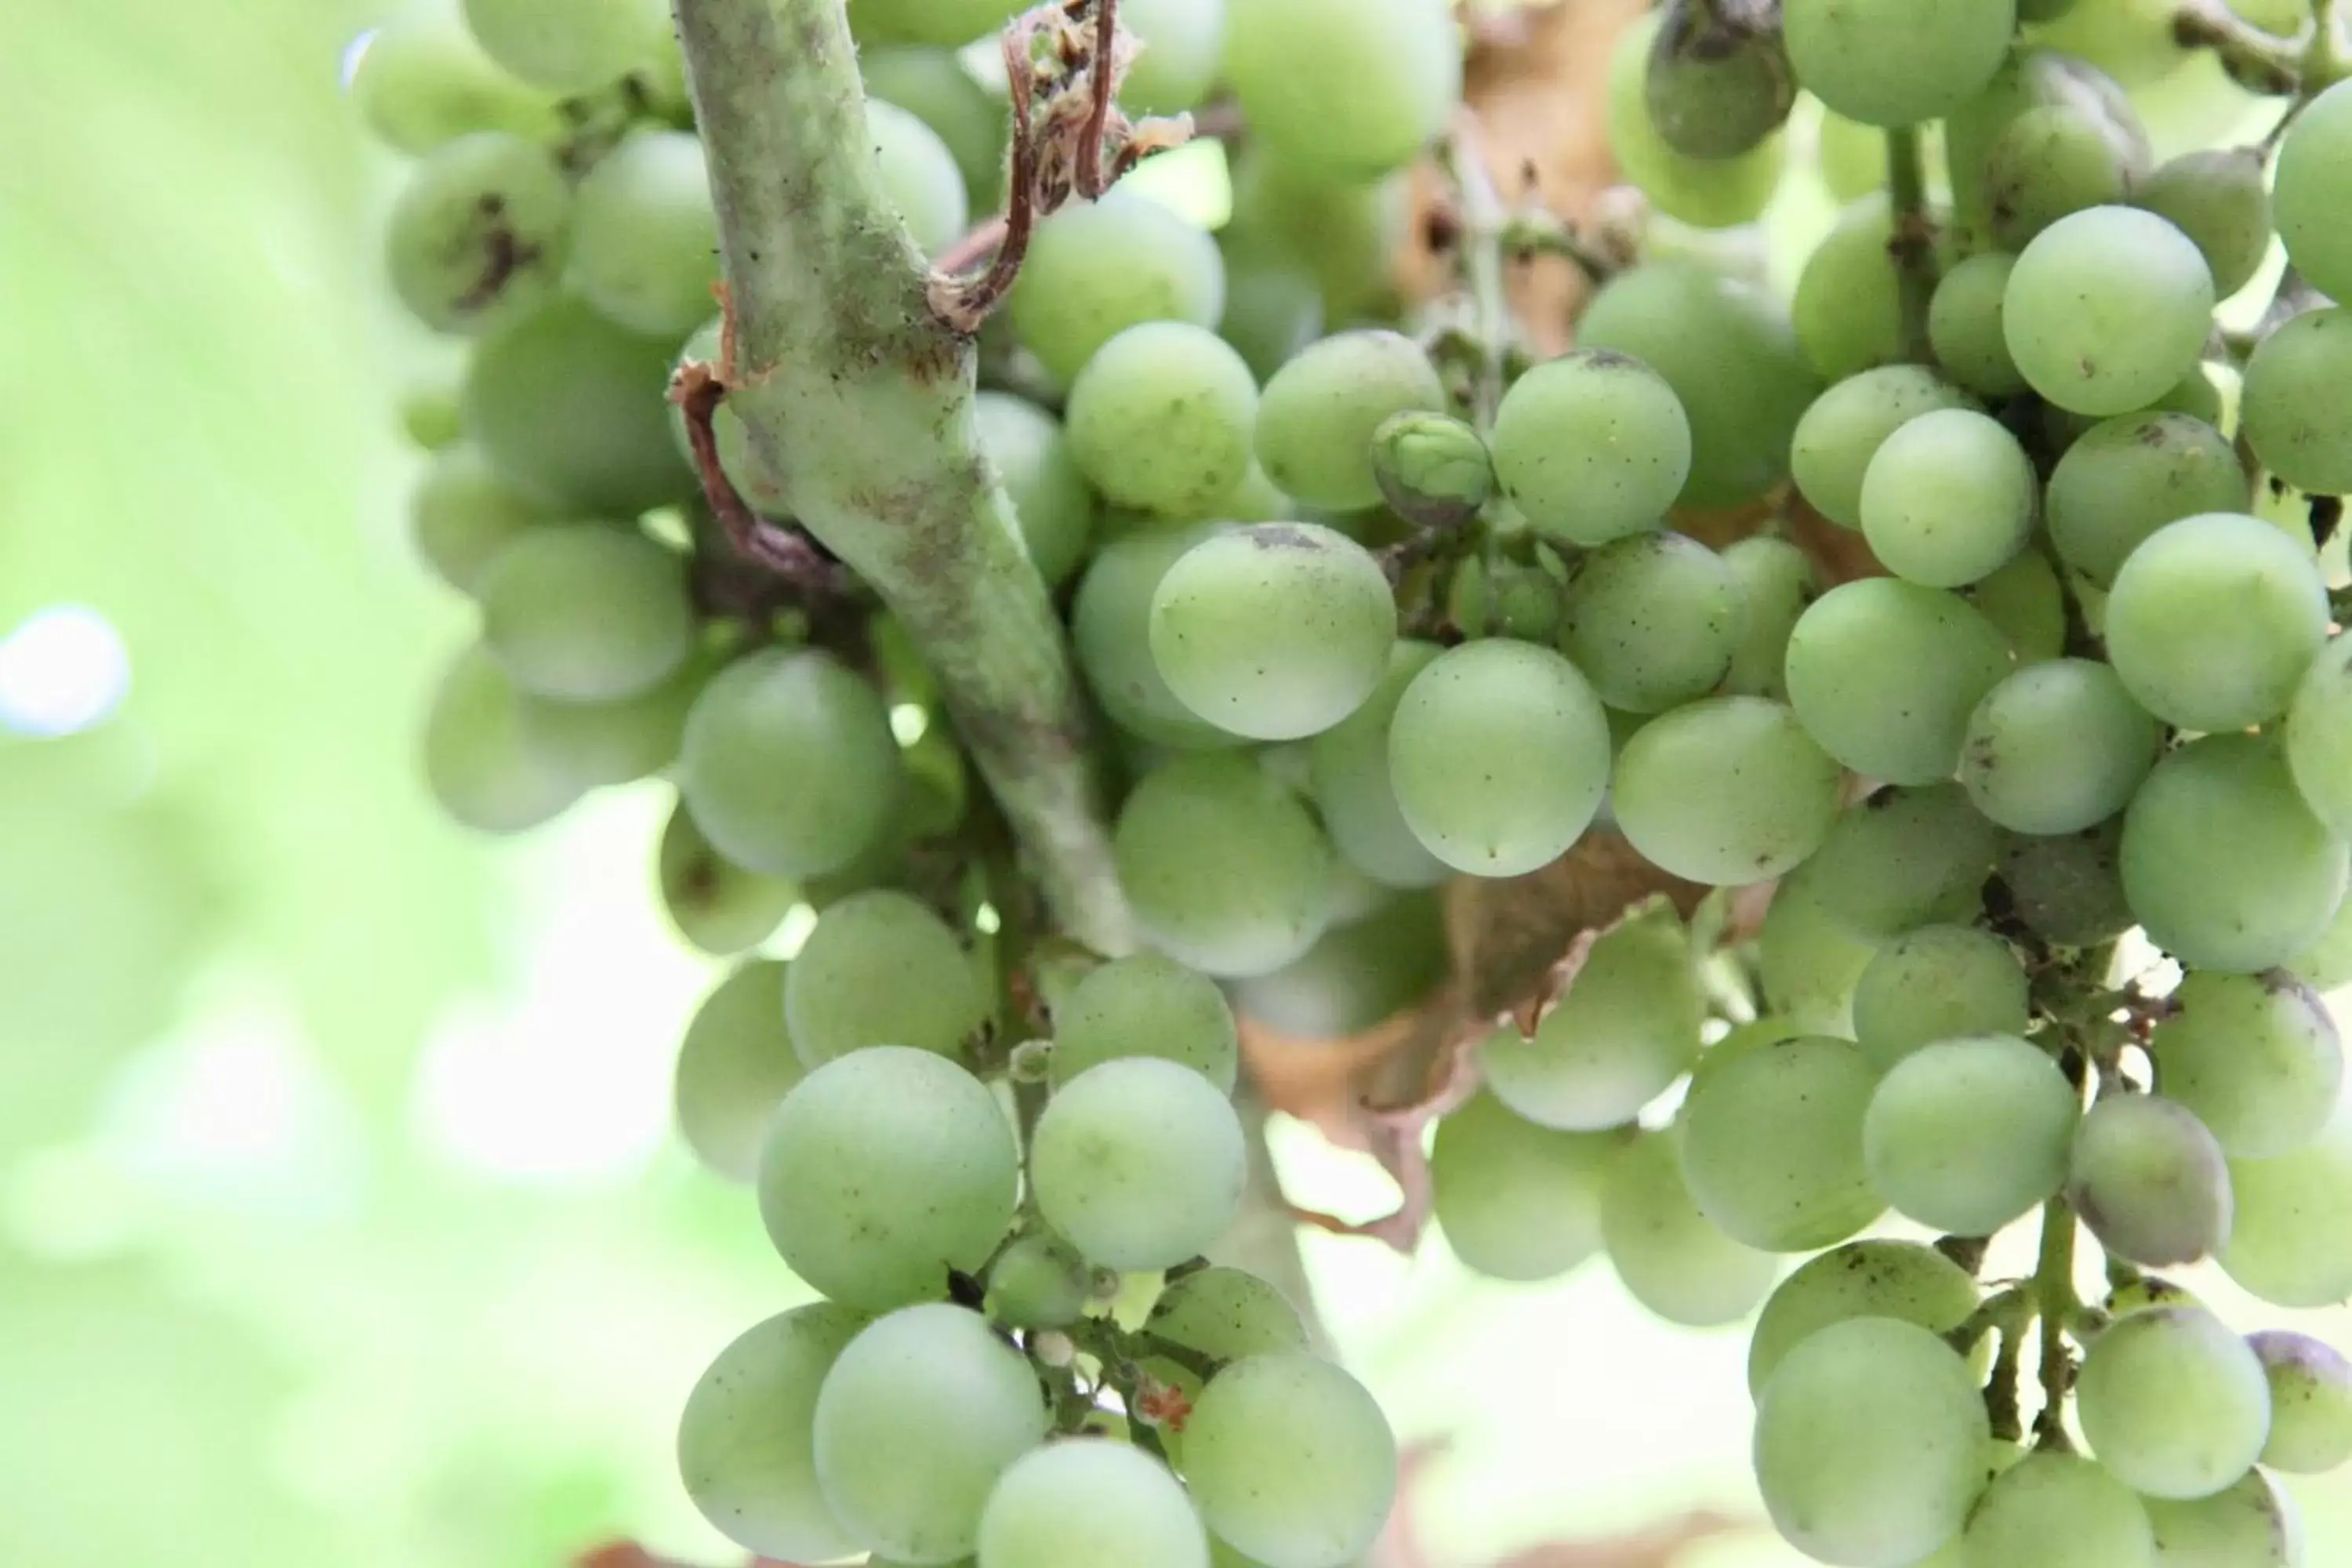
xmin=0 ymin=604 xmax=132 ymax=738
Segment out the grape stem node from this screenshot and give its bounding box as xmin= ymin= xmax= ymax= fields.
xmin=1883 ymin=125 xmax=1936 ymax=366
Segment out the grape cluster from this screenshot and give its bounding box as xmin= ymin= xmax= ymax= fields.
xmin=359 ymin=0 xmax=2352 ymax=1564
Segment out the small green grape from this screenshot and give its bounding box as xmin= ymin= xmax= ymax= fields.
xmin=1926 ymin=252 xmax=2027 ymax=397
xmin=1983 ymin=102 xmax=2145 ymax=251
xmin=1862 ymin=1034 xmax=2080 ymax=1238
xmin=1958 ymin=659 xmax=2161 ymax=836
xmin=1755 ymin=875 xmax=1877 ymax=1037
xmin=1802 ymin=784 xmax=2005 ymax=941
xmin=1601 ymin=1129 xmax=1779 ymax=1327
xmin=1850 ymin=924 xmax=2031 ymax=1074
xmin=1372 ymin=412 xmax=1493 ymax=532
xmin=1031 ymin=1058 xmax=1246 ymax=1272
xmin=2069 ymin=1093 xmax=2234 ymax=1269
xmin=461 ymin=0 xmax=669 ymax=92
xmin=421 ymin=644 xmax=582 ymax=833
xmin=1956 ymin=1452 xmax=2154 ymax=1568
xmin=1679 ymin=1033 xmax=1884 ymax=1252
xmin=2273 ymin=78 xmax=2352 ymax=303
xmin=1557 ymin=532 xmax=1743 ymax=713
xmin=673 ymin=960 xmax=803 ymax=1183
xmin=385 ymin=132 xmax=572 ymax=336
xmin=2044 ymin=412 xmax=2247 ymax=588
xmin=1785 ymin=579 xmax=2014 ymax=786
xmin=408 ymin=442 xmax=557 ymax=596
xmin=2003 ymin=206 xmax=2216 ymax=418
xmin=2249 ymin=1330 xmax=2352 ymax=1475
xmin=567 ymin=129 xmax=720 ymax=337
xmin=2105 ymin=513 xmax=2329 ymax=734
xmin=1609 ymin=12 xmax=1787 ymax=229
xmin=1066 ymin=323 xmax=1258 ymax=520
xmin=677 ymin=1303 xmax=866 ymax=1563
xmin=2077 ymin=1304 xmax=2273 ymax=1501
xmin=2151 ymin=970 xmax=2343 ymax=1160
xmin=2143 ymin=1471 xmax=2304 ymax=1568
xmin=2136 ymin=146 xmax=2272 ymax=297
xmin=2242 ymin=307 xmax=2352 ymax=499
xmin=350 ymin=15 xmax=562 ymax=155
xmin=1307 ymin=641 xmax=1450 ymax=889
xmin=2288 ymin=637 xmax=2352 ymax=840
xmin=1010 ymin=191 xmax=1225 ymax=385
xmin=1146 ymin=1267 xmax=1311 ymax=1363
xmin=975 ymin=393 xmax=1095 ymax=589
xmin=975 ymin=1439 xmax=1209 ymax=1568
xmin=785 ymin=890 xmax=987 ymax=1066
xmin=2001 ymin=819 xmax=2135 ymax=948
xmin=1113 ymin=753 xmax=1334 ymax=978
xmin=1793 ymin=194 xmax=1942 ymax=381
xmin=1221 ymin=0 xmax=1462 ymax=181
xmin=1790 ymin=365 xmax=1978 ymax=532
xmin=2223 ymin=1109 xmax=2352 ymax=1308
xmin=1180 ymin=1353 xmax=1397 ymax=1568
xmin=1859 ymin=408 xmax=2037 ymax=588
xmin=1050 ymin=952 xmax=1238 ymax=1092
xmin=1430 ymin=1092 xmax=1618 ymax=1284
xmin=1782 ymin=0 xmax=2013 ymax=127
xmin=1719 ymin=535 xmax=1814 ymax=700
xmin=514 ymin=649 xmax=706 ymax=787
xmin=1610 ymin=697 xmax=1842 ymax=886
xmin=1490 ymin=350 xmax=1693 ymax=546
xmin=858 ymin=47 xmax=1011 ymax=210
xmin=1746 ymin=1240 xmax=1981 ymax=1398
xmin=1968 ymin=550 xmax=2067 ymax=667
xmin=1119 ymin=0 xmax=1229 ymax=114
xmin=1643 ymin=0 xmax=1795 ymax=159
xmin=462 ymin=299 xmax=695 ymax=516
xmin=867 ymin=98 xmax=970 ymax=256
xmin=657 ymin=801 xmax=798 ymax=957
xmin=477 ymin=524 xmax=692 ymax=702
xmin=1252 ymin=331 xmax=1445 ymax=510
xmin=1073 ymin=524 xmax=1244 ymax=750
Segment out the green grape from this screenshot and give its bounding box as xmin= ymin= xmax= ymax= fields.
xmin=1115 ymin=753 xmax=1334 ymax=978
xmin=1386 ymin=640 xmax=1611 ymax=878
xmin=1863 ymin=1034 xmax=2079 ymax=1236
xmin=678 ymin=1303 xmax=866 ymax=1563
xmin=1850 ymin=924 xmax=2030 ymax=1073
xmin=384 ymin=132 xmax=572 ymax=337
xmin=977 ymin=1439 xmax=1208 ymax=1568
xmin=2135 ymin=147 xmax=2271 ymax=299
xmin=1751 ymin=1317 xmax=1991 ymax=1567
xmin=1066 ymin=323 xmax=1258 ymax=520
xmin=1443 ymin=556 xmax=1560 ymax=642
xmin=658 ymin=800 xmax=798 ymax=956
xmin=2143 ymin=1470 xmax=2304 ymax=1568
xmin=1222 ymin=151 xmax=1404 ymax=321
xmin=1149 ymin=524 xmax=1396 ymax=741
xmin=759 ymin=1047 xmax=1016 ymax=1310
xmin=1577 ymin=263 xmax=1820 ymax=508
xmin=681 ymin=648 xmax=904 ymax=880
xmin=1557 ymin=533 xmax=1742 ymax=712
xmin=1009 ymin=191 xmax=1225 ymax=385
xmin=2289 ymin=639 xmax=2352 ymax=842
xmin=2274 ymin=80 xmax=2352 ymax=304
xmin=1607 ymin=11 xmax=1787 ymax=229
xmin=1720 ymin=535 xmax=1814 ymax=700
xmin=1745 ymin=1240 xmax=1981 ymax=1397
xmin=1181 ymin=1353 xmax=1396 ymax=1568
xmin=1073 ymin=524 xmax=1244 ymax=750
xmin=1927 ymin=253 xmax=2028 ymax=397
xmin=2069 ymin=1093 xmax=2233 ymax=1267
xmin=1251 ymin=331 xmax=1444 ymax=510
xmin=2000 ymin=820 xmax=2133 ymax=947
xmin=2122 ymin=734 xmax=2350 ymax=975
xmin=1644 ymin=0 xmax=1795 ymax=158
xmin=1958 ymin=659 xmax=2160 ymax=837
xmin=1756 ymin=876 xmax=1877 ymax=1037
xmin=1782 ymin=0 xmax=2013 ymax=127
xmin=1147 ymin=1268 xmax=1311 ymax=1362
xmin=1815 ymin=106 xmax=1889 ymax=201
xmin=1307 ymin=641 xmax=1450 ymax=888
xmin=812 ymin=1303 xmax=1050 ymax=1563
xmin=983 ymin=1232 xmax=1090 ymax=1330
xmin=2078 ymin=1304 xmax=2273 ymax=1500
xmin=401 ymin=376 xmax=465 ymax=450
xmin=1490 ymin=350 xmax=1693 ymax=548
xmin=2291 ymin=891 xmax=2352 ymax=991
xmin=2106 ymin=514 xmax=2329 ymax=734
xmin=865 ymin=98 xmax=971 ymax=256
xmin=477 ymin=524 xmax=691 ymax=701
xmin=462 ymin=299 xmax=695 ymax=515
xmin=1218 ymin=253 xmax=1326 ymax=386
xmin=1785 ymin=579 xmax=2013 ymax=785
xmin=350 ymin=14 xmax=561 ymax=154
xmin=1946 ymin=51 xmax=2145 ymax=245
xmin=461 ymin=0 xmax=667 ymax=91
xmin=1231 ymin=888 xmax=1447 ymax=1039
xmin=2223 ymin=1108 xmax=2352 ymax=1308
xmin=1050 ymin=953 xmax=1237 ymax=1092
xmin=859 ymin=48 xmax=1011 ymax=211
xmin=1679 ymin=1033 xmax=1884 ymax=1251
xmin=409 ymin=441 xmax=557 ymax=596
xmin=1429 ymin=1091 xmax=1617 ymax=1283
xmin=1477 ymin=906 xmax=1702 ymax=1131
xmin=1221 ymin=0 xmax=1461 ymax=181
xmin=785 ymin=891 xmax=987 ymax=1066
xmin=1789 ymin=365 xmax=1978 ymax=532
xmin=1803 ymin=784 xmax=2004 ymax=942
xmin=1119 ymin=0 xmax=1229 ymax=114
xmin=2151 ymin=971 xmax=2343 ymax=1160
xmin=1794 ymin=195 xmax=1942 ymax=382
xmin=2005 ymin=207 xmax=2217 ymax=418
xmin=1969 ymin=550 xmax=2067 ymax=667
xmin=1859 ymin=408 xmax=2036 ymax=587
xmin=2045 ymin=414 xmax=2248 ymax=588
xmin=2241 ymin=307 xmax=2352 ymax=498
xmin=975 ymin=393 xmax=1096 ymax=590
xmin=855 ymin=0 xmax=1025 ymax=46
xmin=2249 ymin=1330 xmax=2352 ymax=1475
xmin=514 ymin=660 xmax=701 ymax=789
xmin=422 ymin=644 xmax=582 ymax=833
xmin=1610 ymin=697 xmax=1842 ymax=885
xmin=1601 ymin=1129 xmax=1778 ymax=1327
xmin=673 ymin=961 xmax=801 ymax=1183
xmin=1984 ymin=102 xmax=2145 ymax=251
xmin=567 ymin=129 xmax=720 ymax=337
xmin=1958 ymin=1451 xmax=2154 ymax=1568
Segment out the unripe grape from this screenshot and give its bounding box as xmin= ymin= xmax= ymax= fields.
xmin=1145 ymin=1267 xmax=1312 ymax=1362
xmin=1983 ymin=101 xmax=2145 ymax=251
xmin=1784 ymin=0 xmax=2013 ymax=127
xmin=975 ymin=393 xmax=1095 ymax=589
xmin=657 ymin=800 xmax=799 ymax=956
xmin=2143 ymin=1470 xmax=2304 ymax=1568
xmin=1602 ymin=1130 xmax=1778 ymax=1327
xmin=1010 ymin=191 xmax=1225 ymax=385
xmin=2135 ymin=146 xmax=2272 ymax=297
xmin=1252 ymin=331 xmax=1446 ymax=511
xmin=1386 ymin=640 xmax=1611 ymax=878
xmin=1785 ymin=579 xmax=2013 ymax=786
xmin=1610 ymin=697 xmax=1842 ymax=886
xmin=1794 ymin=194 xmax=1952 ymax=382
xmin=1490 ymin=350 xmax=1693 ymax=546
xmin=1956 ymin=1451 xmax=2154 ymax=1568
xmin=1680 ymin=1033 xmax=1884 ymax=1252
xmin=1049 ymin=952 xmax=1238 ymax=1092
xmin=1558 ymin=532 xmax=1743 ymax=713
xmin=677 ymin=1304 xmax=866 ymax=1563
xmin=1180 ymin=1353 xmax=1397 ymax=1568
xmin=975 ymin=1439 xmax=1210 ymax=1568
xmin=1719 ymin=535 xmax=1814 ymax=701
xmin=1606 ymin=11 xmax=1788 ymax=229
xmin=1073 ymin=524 xmax=1244 ymax=750
xmin=1927 ymin=253 xmax=2028 ymax=397
xmin=858 ymin=47 xmax=1011 ymax=211
xmin=2273 ymin=78 xmax=2352 ymax=303
xmin=2249 ymin=1330 xmax=2352 ymax=1475
xmin=1217 ymin=254 xmax=1323 ymax=386
xmin=673 ymin=961 xmax=803 ymax=1184
xmin=680 ymin=648 xmax=905 ymax=881
xmin=866 ymin=99 xmax=969 ymax=256
xmin=385 ymin=132 xmax=572 ymax=337
xmin=462 ymin=0 xmax=669 ymax=92
xmin=1756 ymin=876 xmax=1877 ymax=1038
xmin=1231 ymin=887 xmax=1448 ymax=1040
xmin=2076 ymin=1304 xmax=2272 ymax=1500
xmin=1431 ymin=1091 xmax=1618 ymax=1283
xmin=2242 ymin=307 xmax=2352 ymax=499
xmin=1864 ymin=1034 xmax=2080 ymax=1237
xmin=2044 ymin=413 xmax=2247 ymax=588
xmin=982 ymin=1232 xmax=1091 ymax=1331
xmin=477 ymin=524 xmax=692 ymax=702
xmin=1067 ymin=323 xmax=1258 ymax=520
xmin=1746 ymin=1240 xmax=1982 ymax=1397
xmin=1859 ymin=408 xmax=2037 ymax=588
xmin=1851 ymin=925 xmax=2031 ymax=1073
xmin=516 ymin=648 xmax=708 ymax=789
xmin=1971 ymin=551 xmax=2067 ymax=668
xmin=1790 ymin=365 xmax=1978 ymax=532
xmin=1477 ymin=906 xmax=1702 ymax=1132
xmin=2069 ymin=1094 xmax=2233 ymax=1267
xmin=2000 ymin=818 xmax=2134 ymax=948
xmin=855 ymin=0 xmax=1026 ymax=47
xmin=1119 ymin=0 xmax=1229 ymax=114
xmin=1113 ymin=753 xmax=1334 ymax=978
xmin=1643 ymin=0 xmax=1794 ymax=159
xmin=2104 ymin=513 xmax=2328 ymax=734
xmin=2122 ymin=735 xmax=2349 ymax=975
xmin=409 ymin=443 xmax=557 ymax=597
xmin=2003 ymin=206 xmax=2215 ymax=417
xmin=1307 ymin=641 xmax=1450 ymax=889
xmin=350 ymin=16 xmax=563 ymax=154
xmin=2284 ymin=636 xmax=2352 ymax=840
xmin=2150 ymin=970 xmax=2343 ymax=1160
xmin=1149 ymin=523 xmax=1396 ymax=742
xmin=1370 ymin=412 xmax=1491 ymax=532
xmin=421 ymin=644 xmax=583 ymax=834
xmin=1959 ymin=659 xmax=2161 ymax=836
xmin=2223 ymin=1109 xmax=2352 ymax=1308
xmin=462 ymin=299 xmax=695 ymax=517
xmin=786 ymin=890 xmax=987 ymax=1066
xmin=567 ymin=129 xmax=721 ymax=338
xmin=1221 ymin=0 xmax=1462 ymax=182
xmin=1801 ymin=784 xmax=2005 ymax=942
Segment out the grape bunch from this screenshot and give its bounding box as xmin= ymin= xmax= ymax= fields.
xmin=357 ymin=0 xmax=2352 ymax=1563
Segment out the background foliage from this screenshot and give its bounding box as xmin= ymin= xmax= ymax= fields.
xmin=1 ymin=2 xmax=2347 ymax=1565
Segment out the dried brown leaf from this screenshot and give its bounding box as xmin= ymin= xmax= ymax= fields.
xmin=1444 ymin=833 xmax=1709 ymax=1023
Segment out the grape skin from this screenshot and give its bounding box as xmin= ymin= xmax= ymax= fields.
xmin=2068 ymin=1094 xmax=2233 ymax=1268
xmin=2003 ymin=206 xmax=2216 ymax=417
xmin=1957 ymin=1451 xmax=2154 ymax=1568
xmin=1679 ymin=1034 xmax=1885 ymax=1252
xmin=1983 ymin=101 xmax=2144 ymax=252
xmin=1782 ymin=0 xmax=2014 ymax=128
xmin=983 ymin=1232 xmax=1090 ymax=1330
xmin=2223 ymin=1109 xmax=2352 ymax=1309
xmin=2103 ymin=513 xmax=2329 ymax=735
xmin=2288 ymin=638 xmax=2352 ymax=843
xmin=461 ymin=0 xmax=668 ymax=93
xmin=1112 ymin=753 xmax=1334 ymax=978
xmin=1799 ymin=784 xmax=2005 ymax=942
xmin=1476 ymin=907 xmax=1702 ymax=1132
xmin=1030 ymin=1057 xmax=1246 ymax=1272
xmin=1558 ymin=533 xmax=1743 ymax=713
xmin=1431 ymin=1092 xmax=1619 ymax=1283
xmin=1720 ymin=536 xmax=1815 ymax=700
xmin=1146 ymin=1267 xmax=1312 ymax=1363
xmin=2043 ymin=413 xmax=2248 ymax=589
xmin=1050 ymin=952 xmax=1238 ymax=1092
xmin=1610 ymin=697 xmax=1842 ymax=886
xmin=1850 ymin=925 xmax=2030 ymax=1073
xmin=2150 ymin=971 xmax=2343 ymax=1160
xmin=677 ymin=1303 xmax=867 ymax=1563
xmin=422 ymin=644 xmax=583 ymax=834
xmin=1745 ymin=1240 xmax=1981 ymax=1397
xmin=1252 ymin=331 xmax=1446 ymax=510
xmin=674 ymin=960 xmax=804 ymax=1183
xmin=757 ymin=1047 xmax=1018 ymax=1312
xmin=1180 ymin=1354 xmax=1398 ymax=1568
xmin=867 ymin=99 xmax=970 ymax=256
xmin=1790 ymin=365 xmax=1978 ymax=532
xmin=1221 ymin=0 xmax=1462 ymax=180
xmin=1073 ymin=524 xmax=1244 ymax=751
xmin=567 ymin=129 xmax=722 ymax=338
xmin=1858 ymin=408 xmax=2038 ymax=588
xmin=1751 ymin=1317 xmax=1991 ymax=1568
xmin=786 ymin=890 xmax=988 ymax=1067
xmin=2249 ymin=1330 xmax=2352 ymax=1475
xmin=1793 ymin=194 xmax=1941 ymax=381
xmin=1927 ymin=253 xmax=2028 ymax=397
xmin=1067 ymin=323 xmax=1259 ymax=521
xmin=1306 ymin=641 xmax=1452 ymax=888
xmin=1601 ymin=1130 xmax=1779 ymax=1328
xmin=385 ymin=132 xmax=572 ymax=337
xmin=1490 ymin=350 xmax=1693 ymax=546
xmin=2142 ymin=1469 xmax=2304 ymax=1568
xmin=2241 ymin=307 xmax=2352 ymax=499
xmin=976 ymin=1439 xmax=1209 ymax=1568
xmin=1784 ymin=579 xmax=2013 ymax=786
xmin=2076 ymin=1304 xmax=2273 ymax=1501
xmin=1862 ymin=1034 xmax=2080 ymax=1238
xmin=2135 ymin=147 xmax=2272 ymax=298
xmin=658 ymin=802 xmax=798 ymax=956
xmin=1958 ymin=658 xmax=2161 ymax=836
xmin=975 ymin=393 xmax=1096 ymax=590
xmin=2272 ymin=78 xmax=2352 ymax=304
xmin=1010 ymin=192 xmax=1227 ymax=386
xmin=1606 ymin=11 xmax=1787 ymax=229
